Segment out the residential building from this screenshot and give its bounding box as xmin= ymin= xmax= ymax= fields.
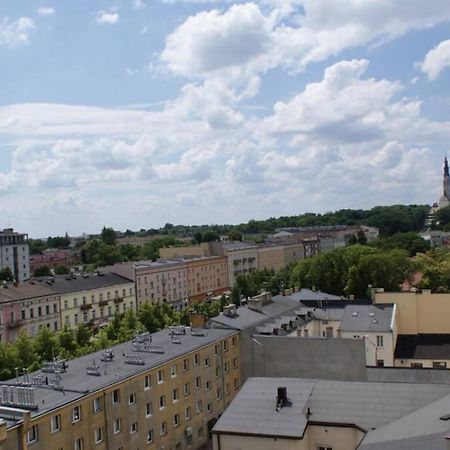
xmin=159 ymin=242 xmax=213 ymax=259
xmin=0 ymin=326 xmax=240 ymax=450
xmin=212 ymin=377 xmax=450 ymax=450
xmin=30 ymin=249 xmax=78 ymax=273
xmin=0 ymin=228 xmax=30 ymax=283
xmin=0 ymin=281 xmax=60 ymax=342
xmin=41 ymin=273 xmax=135 ymax=330
xmin=257 ymin=244 xmax=285 ymax=272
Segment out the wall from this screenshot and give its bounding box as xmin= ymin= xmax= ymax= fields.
xmin=394 ymin=358 xmax=450 ymax=369
xmin=241 ymin=335 xmax=367 ymax=382
xmin=366 ymin=366 xmax=450 ymax=384
xmin=297 ymin=319 xmax=341 ymax=339
xmin=160 ymin=243 xmax=213 ymax=259
xmin=374 ymin=292 xmax=450 ymax=334
xmin=257 ymin=246 xmax=285 ymax=272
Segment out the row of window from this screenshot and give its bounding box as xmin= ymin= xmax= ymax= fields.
xmin=62 ymin=288 xmax=134 ymax=310
xmin=21 ymin=303 xmax=58 ymax=320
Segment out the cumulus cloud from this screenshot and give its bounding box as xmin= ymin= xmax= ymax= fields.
xmin=37 ymin=7 xmax=55 ymax=16
xmin=96 ymin=10 xmax=120 ymax=25
xmin=0 ymin=16 xmax=34 ymax=47
xmin=420 ymin=39 xmax=450 ymax=80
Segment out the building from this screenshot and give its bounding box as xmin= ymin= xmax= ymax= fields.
xmin=0 ymin=326 xmax=240 ymax=450
xmin=30 ymin=249 xmax=77 ymax=273
xmin=438 ymin=157 xmax=450 ymax=210
xmin=0 ymin=282 xmax=60 ymax=342
xmin=257 ymin=244 xmax=285 ymax=272
xmin=212 ymin=377 xmax=450 ymax=450
xmin=0 ymin=228 xmax=30 ymax=283
xmin=39 ymin=273 xmax=136 ymax=331
xmin=159 ymin=243 xmax=213 ymax=259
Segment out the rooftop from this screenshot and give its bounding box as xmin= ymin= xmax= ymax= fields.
xmin=213 ymin=377 xmax=450 ymax=439
xmin=0 ymin=326 xmax=238 ymax=427
xmin=0 ymin=282 xmax=56 ymax=303
xmin=339 ymin=304 xmax=395 ymax=333
xmin=395 ymin=334 xmax=450 ymax=360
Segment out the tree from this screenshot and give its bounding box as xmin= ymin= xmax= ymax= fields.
xmin=0 ymin=267 xmax=13 ymax=281
xmin=356 ymin=230 xmax=367 ymax=245
xmin=58 ymin=326 xmax=78 ymax=355
xmin=35 ymin=326 xmax=60 ymax=362
xmin=15 ymin=331 xmax=39 ymax=369
xmin=54 ymin=265 xmax=70 ymax=275
xmin=46 ymin=236 xmax=71 ymax=248
xmin=100 ymin=227 xmax=116 ymax=245
xmin=202 ymin=230 xmax=219 ymax=242
xmin=76 ymin=324 xmax=92 ymax=348
xmin=33 ymin=265 xmax=52 ymax=277
xmin=28 ymin=239 xmax=46 ymax=254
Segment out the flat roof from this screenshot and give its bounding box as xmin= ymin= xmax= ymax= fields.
xmin=340 ymin=304 xmax=394 ymax=333
xmin=0 ymin=326 xmax=238 ymax=427
xmin=213 ymin=377 xmax=450 ymax=439
xmin=395 ymin=334 xmax=450 ymax=360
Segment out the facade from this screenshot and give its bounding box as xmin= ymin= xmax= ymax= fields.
xmin=257 ymin=245 xmax=285 ymax=272
xmin=186 ymin=256 xmax=228 ymax=303
xmin=42 ymin=273 xmax=136 ymax=330
xmin=0 ymin=282 xmax=60 ymax=342
xmin=0 ymin=228 xmax=30 ymax=283
xmin=212 ymin=377 xmax=450 ymax=450
xmin=30 ymin=249 xmax=77 ymax=273
xmin=159 ymin=243 xmax=213 ymax=259
xmin=0 ymin=327 xmax=240 ymax=450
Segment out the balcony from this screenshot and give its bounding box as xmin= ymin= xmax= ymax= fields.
xmin=113 ymin=297 xmax=124 ymax=304
xmin=7 ymin=319 xmax=23 ymax=329
xmin=80 ymin=303 xmax=93 ymax=310
xmin=98 ymin=300 xmax=109 ymax=307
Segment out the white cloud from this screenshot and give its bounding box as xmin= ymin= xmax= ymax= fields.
xmin=95 ymin=10 xmax=120 ymax=25
xmin=0 ymin=16 xmax=34 ymax=47
xmin=132 ymin=0 xmax=147 ymax=8
xmin=37 ymin=7 xmax=55 ymax=16
xmin=420 ymin=39 xmax=450 ymax=80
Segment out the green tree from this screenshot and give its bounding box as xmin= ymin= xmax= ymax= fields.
xmin=76 ymin=324 xmax=92 ymax=347
xmin=28 ymin=239 xmax=46 ymax=254
xmin=58 ymin=326 xmax=78 ymax=355
xmin=35 ymin=326 xmax=60 ymax=362
xmin=15 ymin=331 xmax=39 ymax=369
xmin=0 ymin=267 xmax=13 ymax=281
xmin=100 ymin=227 xmax=117 ymax=245
xmin=54 ymin=265 xmax=70 ymax=275
xmin=46 ymin=236 xmax=71 ymax=248
xmin=33 ymin=265 xmax=52 ymax=277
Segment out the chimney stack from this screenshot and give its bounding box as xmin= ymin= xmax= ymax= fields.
xmin=276 ymin=386 xmax=288 ymax=409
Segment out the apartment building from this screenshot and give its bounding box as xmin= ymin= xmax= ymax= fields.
xmin=41 ymin=273 xmax=135 ymax=330
xmin=257 ymin=245 xmax=285 ymax=272
xmin=0 ymin=228 xmax=30 ymax=283
xmin=0 ymin=282 xmax=60 ymax=343
xmin=186 ymin=256 xmax=228 ymax=303
xmin=0 ymin=326 xmax=240 ymax=450
xmin=212 ymin=377 xmax=450 ymax=450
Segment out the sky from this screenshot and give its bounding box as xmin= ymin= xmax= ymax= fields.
xmin=1 ymin=0 xmax=450 ymax=237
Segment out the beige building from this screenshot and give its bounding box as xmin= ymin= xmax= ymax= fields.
xmin=0 ymin=327 xmax=240 ymax=450
xmin=257 ymin=245 xmax=285 ymax=272
xmin=186 ymin=256 xmax=228 ymax=303
xmin=0 ymin=282 xmax=60 ymax=342
xmin=160 ymin=243 xmax=212 ymax=259
xmin=44 ymin=273 xmax=136 ymax=330
xmin=375 ymin=290 xmax=450 ymax=368
xmin=212 ymin=377 xmax=450 ymax=450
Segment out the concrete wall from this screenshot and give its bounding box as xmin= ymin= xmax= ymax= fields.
xmin=241 ymin=335 xmax=367 ymax=382
xmin=366 ymin=367 xmax=450 ymax=384
xmin=374 ymin=291 xmax=450 ymax=334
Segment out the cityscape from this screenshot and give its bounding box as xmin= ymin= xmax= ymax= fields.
xmin=1 ymin=1 xmax=450 ymax=450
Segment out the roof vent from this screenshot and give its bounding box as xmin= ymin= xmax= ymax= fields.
xmin=276 ymin=386 xmax=288 ymax=410
xmin=369 ymin=312 xmax=375 ymax=317
xmin=100 ymin=349 xmax=114 ymax=362
xmin=352 ymin=312 xmax=358 ymax=317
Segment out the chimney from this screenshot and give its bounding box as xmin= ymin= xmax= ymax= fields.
xmin=276 ymin=386 xmax=288 ymax=409
xmin=189 ymin=312 xmax=206 ymax=329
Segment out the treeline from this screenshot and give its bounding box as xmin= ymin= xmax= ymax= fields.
xmin=0 ymin=299 xmax=227 ymax=381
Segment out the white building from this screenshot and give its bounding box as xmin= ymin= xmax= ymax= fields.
xmin=0 ymin=228 xmax=30 ymax=283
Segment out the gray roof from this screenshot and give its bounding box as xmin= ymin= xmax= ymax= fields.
xmin=0 ymin=327 xmax=237 ymax=427
xmin=35 ymin=272 xmax=133 ymax=294
xmin=358 ymin=394 xmax=450 ymax=450
xmin=282 ymin=289 xmax=343 ymax=302
xmin=213 ymin=377 xmax=450 ymax=439
xmin=0 ymin=282 xmax=56 ymax=303
xmin=340 ymin=304 xmax=394 ymax=333
xmin=222 ymin=242 xmax=258 ymax=251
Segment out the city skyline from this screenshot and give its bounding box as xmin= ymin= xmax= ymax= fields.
xmin=1 ymin=1 xmax=450 ymax=237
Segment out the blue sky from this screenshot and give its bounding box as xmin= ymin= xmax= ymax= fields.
xmin=1 ymin=0 xmax=450 ymax=237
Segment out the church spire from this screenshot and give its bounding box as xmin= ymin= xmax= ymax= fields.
xmin=445 ymin=157 xmax=449 ymax=177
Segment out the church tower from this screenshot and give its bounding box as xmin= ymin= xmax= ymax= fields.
xmin=444 ymin=157 xmax=450 ymax=200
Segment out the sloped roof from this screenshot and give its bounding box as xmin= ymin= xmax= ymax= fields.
xmin=340 ymin=304 xmax=394 ymax=333
xmin=395 ymin=334 xmax=450 ymax=360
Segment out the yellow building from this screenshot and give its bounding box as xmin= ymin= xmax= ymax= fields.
xmin=47 ymin=273 xmax=136 ymax=330
xmin=0 ymin=327 xmax=240 ymax=450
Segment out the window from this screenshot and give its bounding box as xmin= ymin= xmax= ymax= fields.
xmin=171 ymin=363 xmax=177 ymax=377
xmin=129 ymin=393 xmax=136 ymax=405
xmin=95 ymin=427 xmax=103 ymax=444
xmin=215 ymin=366 xmax=221 ymax=377
xmin=72 ymin=405 xmax=81 ymax=423
xmin=195 ymin=376 xmax=201 ymax=389
xmin=112 ymin=389 xmax=120 ymax=404
xmin=317 ymin=447 xmax=333 ymax=450
xmin=51 ymin=414 xmax=61 ymax=432
xmin=216 ymin=387 xmax=222 ymax=400
xmin=207 ymin=402 xmax=212 ymax=413
xmin=27 ymin=425 xmax=38 ymax=444
xmin=147 ymin=429 xmax=154 ymax=444
xmin=223 ymin=340 xmax=229 ymax=352
xmin=233 ymin=357 xmax=238 ymax=369
xmin=74 ymin=438 xmax=84 ymax=450
xmin=157 ymin=369 xmax=164 ymax=383
xmin=130 ymin=422 xmax=138 ymax=434
xmin=113 ymin=418 xmax=121 ymax=434
xmin=146 ymin=401 xmax=153 ymax=417
xmin=160 ymin=421 xmax=167 ymax=436
xmin=376 ymin=359 xmax=385 ymax=367
xmin=144 ymin=374 xmax=151 ymax=390
xmin=376 ymin=335 xmax=384 ymax=347
xmin=206 ymin=380 xmax=211 ymax=391
xmin=234 ymin=378 xmax=239 ymax=390
xmin=198 ymin=425 xmax=204 ymax=440
xmin=196 ymin=400 xmax=202 ymax=413
xmin=173 ymin=413 xmax=180 ymax=427
xmin=433 ymin=361 xmax=447 ymax=369
xmin=93 ymin=397 xmax=102 ymax=413
xmin=204 ymin=357 xmax=210 ymax=368
xmin=159 ymin=395 xmax=166 ymax=409
xmin=185 ymin=406 xmax=191 ymax=420
xmin=411 ymin=362 xmax=423 ymax=368
xmin=214 ymin=344 xmax=220 ymax=356
xmin=224 ymin=361 xmax=229 ymax=373
xmin=183 ymin=358 xmax=189 ymax=371
xmin=232 ymin=336 xmax=237 ymax=347
xmin=172 ymin=388 xmax=179 ymax=402
xmin=184 ymin=382 xmax=190 ymax=396
xmin=194 ymin=353 xmax=199 ymax=366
